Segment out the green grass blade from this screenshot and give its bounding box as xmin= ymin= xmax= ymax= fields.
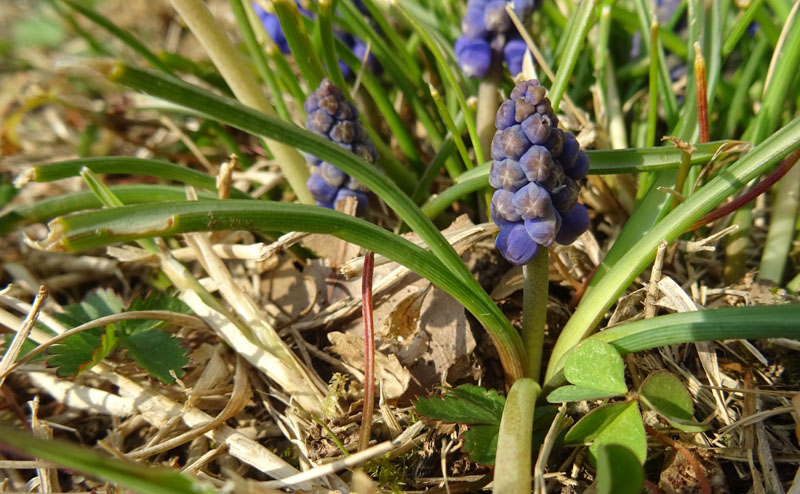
xmin=272 ymin=0 xmax=326 ymax=88
xmin=591 ymin=305 xmax=800 ymax=354
xmin=61 ymin=0 xmax=171 ymax=72
xmin=27 ymin=156 xmax=249 ymax=198
xmin=317 ymin=0 xmax=348 ymax=90
xmin=0 ymin=426 xmax=214 ymax=494
xmin=229 ymin=0 xmax=291 ymax=120
xmin=393 ymin=2 xmax=485 ymax=164
xmin=48 ymin=199 xmax=526 ymax=379
xmin=545 ymin=116 xmax=800 ymax=382
xmin=0 ymin=185 xmax=219 ymax=235
xmin=550 ymin=0 xmax=597 ymax=112
xmin=104 ymin=63 xmax=527 ymax=380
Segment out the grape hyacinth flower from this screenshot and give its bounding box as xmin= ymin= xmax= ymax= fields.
xmin=305 ymin=78 xmax=377 ymax=213
xmin=490 ymin=80 xmax=590 ymax=265
xmin=455 ymin=0 xmax=541 ymax=78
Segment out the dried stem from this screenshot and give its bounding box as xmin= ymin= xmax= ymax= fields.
xmin=694 ymin=43 xmax=709 ymax=144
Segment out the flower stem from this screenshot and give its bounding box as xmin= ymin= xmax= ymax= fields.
xmin=522 ymin=247 xmax=548 ymax=382
xmin=358 ymin=251 xmax=376 ymax=452
xmin=169 ymin=0 xmax=313 ymax=204
xmin=476 ymin=66 xmax=501 ymax=165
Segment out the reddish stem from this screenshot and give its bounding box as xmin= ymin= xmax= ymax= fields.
xmin=358 ymin=251 xmax=375 ymax=452
xmin=644 ymin=424 xmax=711 ymax=494
xmin=689 ymin=148 xmax=800 ymax=230
xmin=694 ymin=43 xmax=710 ymax=144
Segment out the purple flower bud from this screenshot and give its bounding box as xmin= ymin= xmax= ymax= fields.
xmin=495 ymin=100 xmax=517 ymax=130
xmin=566 ymin=150 xmax=589 ymax=180
xmin=559 ymin=132 xmax=580 ymax=169
xmin=484 ymin=0 xmax=511 ymax=32
xmin=346 ymin=175 xmax=369 ymax=192
xmin=524 ymin=212 xmax=560 ymax=247
xmin=467 ymin=0 xmax=490 ymax=9
xmin=304 ymin=92 xmax=320 ymax=113
xmin=456 ymin=36 xmax=492 ymax=78
xmin=544 ymin=127 xmax=565 ymax=157
xmin=353 ymin=142 xmax=377 ymax=164
xmin=495 ymin=125 xmax=531 ymax=160
xmin=330 ymin=120 xmax=357 ymax=144
xmin=520 ymin=113 xmax=551 ymax=144
xmin=307 ymin=173 xmax=338 ymax=204
xmin=496 ymin=222 xmax=539 ymax=265
xmin=335 ymin=188 xmax=369 ymax=214
xmin=492 ymin=189 xmax=522 ymax=222
xmin=306 ymin=153 xmax=322 ymax=167
xmin=504 ymin=38 xmax=528 ymax=76
xmin=461 ymin=8 xmax=488 ymax=39
xmin=307 ymin=109 xmax=334 ymax=135
xmin=512 ymin=182 xmax=554 ymax=220
xmin=319 ymin=162 xmax=346 ymax=187
xmin=518 ymin=145 xmax=553 ymax=183
xmin=510 ymin=79 xmax=546 ymax=106
xmin=550 ymin=176 xmax=579 ymax=212
xmin=555 ymin=203 xmax=590 ymax=245
xmin=490 ymin=159 xmax=528 ymax=191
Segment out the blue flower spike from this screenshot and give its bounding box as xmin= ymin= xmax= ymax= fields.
xmin=490 ymin=80 xmax=591 ymax=266
xmin=456 ymin=0 xmax=541 ymax=77
xmin=304 ymin=79 xmax=377 ymax=214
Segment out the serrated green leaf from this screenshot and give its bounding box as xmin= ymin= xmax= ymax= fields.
xmin=596 ymin=444 xmax=644 ymax=494
xmin=413 ymin=385 xmax=506 ymax=425
xmin=120 ymin=290 xmax=192 ymax=336
xmin=461 ymin=424 xmax=499 ymax=466
xmin=559 ymin=339 xmax=628 ymax=399
xmin=639 ymin=371 xmax=706 ymax=432
xmin=53 ymin=288 xmax=124 ymax=328
xmin=564 ymin=401 xmax=647 ymax=464
xmin=547 ymin=385 xmax=624 ymax=403
xmin=120 ymin=330 xmax=189 ymax=384
xmin=46 ymin=325 xmax=118 ymax=377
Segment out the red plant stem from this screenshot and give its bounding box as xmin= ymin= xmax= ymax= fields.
xmin=689 ymin=148 xmax=800 ymax=230
xmin=644 ymin=424 xmax=711 ymax=494
xmin=694 ymin=43 xmax=710 ymax=144
xmin=358 ymin=251 xmax=375 ymax=452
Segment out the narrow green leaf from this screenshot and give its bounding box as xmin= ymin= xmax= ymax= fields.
xmin=273 ymin=0 xmax=325 ymax=88
xmin=564 ymin=401 xmax=647 ymax=464
xmin=550 ymin=0 xmax=597 ymax=112
xmin=596 ymin=444 xmax=644 ymax=494
xmin=0 ymin=426 xmax=214 ymax=494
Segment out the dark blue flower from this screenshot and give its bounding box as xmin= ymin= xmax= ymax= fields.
xmin=304 ymin=79 xmax=377 ymax=215
xmin=489 ymin=79 xmax=591 ymax=265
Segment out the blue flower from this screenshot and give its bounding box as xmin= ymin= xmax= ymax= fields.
xmin=489 ymin=80 xmax=591 ymax=265
xmin=304 ymin=79 xmax=377 ymax=214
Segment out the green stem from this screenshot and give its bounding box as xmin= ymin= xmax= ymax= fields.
xmin=430 ymin=85 xmax=470 ymax=176
xmin=318 ymin=0 xmax=348 ymax=90
xmin=476 ymin=69 xmax=500 ymax=166
xmin=272 ymin=0 xmax=326 ymax=89
xmin=646 ymin=21 xmax=659 ymax=148
xmin=493 ymin=378 xmax=541 ymax=494
xmin=169 ymin=0 xmax=313 ymax=204
xmin=522 ymin=248 xmax=549 ymax=382
xmin=229 ymin=0 xmax=291 ymax=121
